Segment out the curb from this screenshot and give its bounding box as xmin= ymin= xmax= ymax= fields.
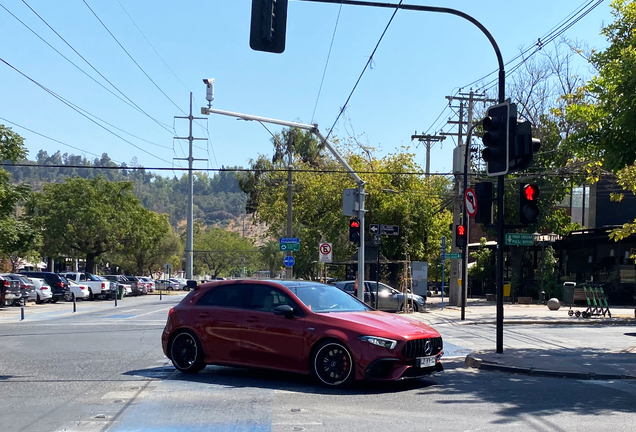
xmin=464 ymin=354 xmax=636 ymax=380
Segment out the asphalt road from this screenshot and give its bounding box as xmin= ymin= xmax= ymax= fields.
xmin=1 ymin=295 xmax=636 ymax=432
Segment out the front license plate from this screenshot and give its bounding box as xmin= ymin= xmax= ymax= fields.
xmin=416 ymin=356 xmax=436 ymax=368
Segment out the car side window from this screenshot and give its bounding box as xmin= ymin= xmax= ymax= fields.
xmin=197 ymin=286 xmax=248 ymax=309
xmin=343 ymin=283 xmax=355 ymax=292
xmin=249 ymin=285 xmax=294 ymax=312
xmin=79 ymin=274 xmax=87 ymax=281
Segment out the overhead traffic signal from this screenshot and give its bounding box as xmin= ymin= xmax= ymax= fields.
xmin=481 ymin=101 xmax=512 ymax=176
xmin=250 ymin=0 xmax=288 ymax=53
xmin=455 ymin=224 xmax=467 ymax=248
xmin=509 ymin=120 xmax=541 ymax=172
xmin=519 ymin=184 xmax=540 ymax=224
xmin=474 ymin=182 xmax=494 ymax=225
xmin=349 ymin=219 xmax=360 ymax=245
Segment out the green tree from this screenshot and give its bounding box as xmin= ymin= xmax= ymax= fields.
xmin=27 ymin=177 xmax=142 ymax=273
xmin=193 ymin=227 xmax=259 ymax=277
xmin=107 ymin=208 xmax=182 ymax=275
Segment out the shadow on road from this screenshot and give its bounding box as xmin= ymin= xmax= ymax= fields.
xmin=123 ymin=364 xmax=439 ymax=395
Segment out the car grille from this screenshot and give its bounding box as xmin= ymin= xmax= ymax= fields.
xmin=402 ymin=337 xmax=443 ymax=358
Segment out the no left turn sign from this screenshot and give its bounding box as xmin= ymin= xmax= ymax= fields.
xmin=465 ymin=188 xmax=478 ymax=217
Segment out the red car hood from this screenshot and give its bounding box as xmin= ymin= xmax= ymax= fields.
xmin=319 ymin=311 xmax=440 ymax=339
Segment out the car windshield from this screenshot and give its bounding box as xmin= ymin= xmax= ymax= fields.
xmin=286 ymin=283 xmax=371 ymax=313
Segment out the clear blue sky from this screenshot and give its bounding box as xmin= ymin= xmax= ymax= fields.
xmin=0 ymin=0 xmax=611 ymax=177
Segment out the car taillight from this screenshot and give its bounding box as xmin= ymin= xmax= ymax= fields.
xmin=3 ymin=281 xmax=9 ymax=287
xmin=41 ymin=286 xmax=48 ymax=290
xmin=168 ymin=308 xmax=174 ymax=317
xmin=102 ymin=282 xmax=106 ymax=288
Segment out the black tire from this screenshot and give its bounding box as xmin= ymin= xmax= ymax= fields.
xmin=170 ymin=331 xmax=206 ymax=373
xmin=401 ymin=302 xmax=417 ymax=313
xmin=36 ymin=294 xmax=42 ymax=304
xmin=88 ymin=288 xmax=94 ymax=301
xmin=311 ymin=340 xmax=354 ymax=387
xmin=51 ymin=297 xmax=59 ymax=303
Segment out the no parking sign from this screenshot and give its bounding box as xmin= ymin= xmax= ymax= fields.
xmin=319 ymin=242 xmax=332 ymax=263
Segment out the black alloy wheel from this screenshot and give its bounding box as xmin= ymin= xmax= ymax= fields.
xmin=170 ymin=332 xmax=205 ymax=373
xmin=312 ymin=341 xmax=354 ymax=387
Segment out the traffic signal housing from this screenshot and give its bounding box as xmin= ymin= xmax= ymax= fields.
xmin=250 ymin=0 xmax=288 ymax=53
xmin=349 ymin=219 xmax=360 ymax=245
xmin=481 ymin=101 xmax=511 ymax=176
xmin=520 ymin=184 xmax=540 ymax=224
xmin=509 ymin=120 xmax=541 ymax=172
xmin=455 ymin=224 xmax=467 ymax=248
xmin=474 ymin=182 xmax=494 ymax=225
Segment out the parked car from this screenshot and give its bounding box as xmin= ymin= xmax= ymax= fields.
xmin=136 ymin=277 xmax=155 ymax=292
xmin=333 ymin=281 xmax=427 ymax=313
xmin=29 ymin=277 xmax=53 ymax=304
xmin=162 ymin=280 xmax=443 ymax=387
xmin=19 ymin=271 xmax=66 ymax=303
xmin=66 ymin=281 xmax=90 ymax=300
xmin=103 ymin=275 xmax=132 ymax=297
xmin=58 ymin=272 xmax=111 ymax=300
xmin=4 ymin=274 xmax=37 ymax=304
xmin=155 ymin=279 xmax=178 ymax=291
xmin=169 ymin=278 xmax=187 ymax=290
xmin=122 ymin=276 xmax=147 ymax=295
xmin=0 ymin=274 xmax=22 ymax=306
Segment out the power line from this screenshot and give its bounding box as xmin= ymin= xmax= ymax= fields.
xmin=311 ymin=2 xmax=344 ymax=124
xmin=0 ymin=116 xmax=124 ymax=164
xmin=326 ymin=0 xmax=404 ymax=140
xmin=16 ymin=0 xmax=175 ymax=134
xmin=81 ymin=0 xmax=185 ymax=116
xmin=0 ymin=57 xmax=173 ymax=165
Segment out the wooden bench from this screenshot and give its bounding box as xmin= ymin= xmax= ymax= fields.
xmin=573 ymin=288 xmax=586 ymax=303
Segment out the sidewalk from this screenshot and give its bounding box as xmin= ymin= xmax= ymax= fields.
xmin=413 ymin=295 xmax=636 ymax=380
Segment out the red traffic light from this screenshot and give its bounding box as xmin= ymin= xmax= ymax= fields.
xmin=350 ymin=220 xmax=360 ymax=228
xmin=523 ymin=184 xmax=539 ymax=201
xmin=457 ymin=225 xmax=466 ymax=236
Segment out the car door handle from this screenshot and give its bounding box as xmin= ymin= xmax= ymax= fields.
xmin=199 ymin=313 xmax=210 ymax=318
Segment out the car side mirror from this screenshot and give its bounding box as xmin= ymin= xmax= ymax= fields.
xmin=273 ymin=304 xmax=296 ymax=318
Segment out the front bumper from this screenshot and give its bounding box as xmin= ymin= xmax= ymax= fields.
xmin=364 ymin=354 xmax=444 ymax=380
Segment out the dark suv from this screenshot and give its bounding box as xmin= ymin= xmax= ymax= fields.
xmin=19 ymin=271 xmax=67 ymax=303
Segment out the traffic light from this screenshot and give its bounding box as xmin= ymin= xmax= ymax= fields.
xmin=481 ymin=101 xmax=511 ymax=176
xmin=474 ymin=182 xmax=494 ymax=225
xmin=349 ymin=219 xmax=360 ymax=245
xmin=250 ymin=0 xmax=288 ymax=53
xmin=455 ymin=224 xmax=467 ymax=248
xmin=509 ymin=120 xmax=541 ymax=172
xmin=520 ymin=184 xmax=540 ymax=224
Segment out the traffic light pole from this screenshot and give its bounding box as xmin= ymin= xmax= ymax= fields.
xmin=200 ymin=108 xmax=366 ymax=299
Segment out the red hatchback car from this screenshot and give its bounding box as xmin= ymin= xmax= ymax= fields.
xmin=162 ymin=279 xmax=443 ymax=387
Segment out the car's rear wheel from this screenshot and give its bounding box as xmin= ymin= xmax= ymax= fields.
xmin=88 ymin=288 xmax=94 ymax=301
xmin=36 ymin=293 xmax=42 ymax=304
xmin=401 ymin=302 xmax=417 ymax=313
xmin=311 ymin=340 xmax=354 ymax=387
xmin=170 ymin=331 xmax=206 ymax=373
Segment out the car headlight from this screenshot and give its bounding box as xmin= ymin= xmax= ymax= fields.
xmin=415 ymin=295 xmax=425 ymax=304
xmin=358 ymin=335 xmax=397 ymax=350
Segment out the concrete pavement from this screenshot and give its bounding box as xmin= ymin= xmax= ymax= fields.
xmin=411 ymin=295 xmax=636 ymax=380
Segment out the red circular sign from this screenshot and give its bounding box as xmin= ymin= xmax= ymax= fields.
xmin=465 ymin=188 xmax=478 ymax=217
xmin=320 ymin=243 xmax=332 ymax=255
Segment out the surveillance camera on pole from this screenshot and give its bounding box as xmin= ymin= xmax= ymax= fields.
xmin=203 ymin=78 xmax=214 ymax=108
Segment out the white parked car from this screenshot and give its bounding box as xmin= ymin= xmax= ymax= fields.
xmin=169 ymin=278 xmax=187 ymax=290
xmin=136 ymin=277 xmax=155 ymax=292
xmin=66 ymin=281 xmax=90 ymax=300
xmin=29 ymin=277 xmax=53 ymax=304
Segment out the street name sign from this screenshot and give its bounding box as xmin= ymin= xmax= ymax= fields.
xmin=280 ymin=237 xmax=300 ymax=251
xmin=505 ymin=233 xmax=535 ymax=246
xmin=380 ymin=224 xmax=400 ymax=235
xmin=446 ymin=253 xmax=463 ymax=260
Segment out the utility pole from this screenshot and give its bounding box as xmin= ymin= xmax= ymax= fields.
xmin=174 ymin=93 xmax=208 ymax=280
xmin=286 ymin=142 xmax=293 ymax=279
xmin=410 ymin=133 xmax=445 ymax=178
xmin=442 ymin=91 xmax=496 ymax=306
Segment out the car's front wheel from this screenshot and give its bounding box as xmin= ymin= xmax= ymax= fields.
xmin=170 ymin=331 xmax=206 ymax=373
xmin=311 ymin=340 xmax=354 ymax=387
